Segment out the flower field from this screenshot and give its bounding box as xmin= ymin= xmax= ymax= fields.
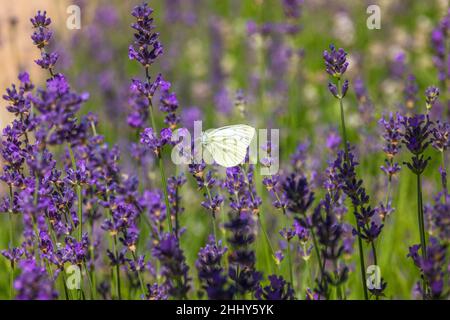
xmin=0 ymin=0 xmax=449 ymax=300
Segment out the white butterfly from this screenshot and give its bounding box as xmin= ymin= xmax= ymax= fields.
xmin=200 ymin=124 xmax=255 ymax=168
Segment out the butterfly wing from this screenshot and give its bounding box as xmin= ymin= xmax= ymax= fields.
xmin=203 ymin=125 xmax=255 ymax=168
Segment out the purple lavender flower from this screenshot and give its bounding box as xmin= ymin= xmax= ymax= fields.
xmin=225 ymin=166 xmax=261 ymax=215
xmin=305 ymin=288 xmax=319 ymax=300
xmin=159 ymin=79 xmax=180 ymax=129
xmin=181 ymin=106 xmax=203 ymax=129
xmin=140 ymin=127 xmax=172 ymax=157
xmin=328 ymin=82 xmax=339 ymax=98
xmin=255 ymin=275 xmax=295 ymax=300
xmin=431 ymin=121 xmax=449 ymax=196
xmin=408 ymin=237 xmax=447 ymax=299
xmin=152 ymin=232 xmax=190 ymax=299
xmin=30 ymin=11 xmax=58 ymax=73
xmin=196 ymin=236 xmax=226 ymax=279
xmin=389 ymin=52 xmax=406 ymax=79
xmin=430 ymin=193 xmax=450 ymax=242
xmin=167 ymin=174 xmax=186 ymax=236
xmin=214 ymin=88 xmax=233 ymax=115
xmin=35 ymin=52 xmax=59 ymax=70
xmin=30 ymin=10 xmax=51 ymax=28
xmin=402 ymin=114 xmax=432 ymax=175
xmin=127 ymin=89 xmax=152 ymax=126
xmin=323 ymin=44 xmax=349 ymax=79
xmin=279 ymin=227 xmax=297 ymax=242
xmin=431 ymin=121 xmax=449 ymax=153
xmin=375 ymin=201 xmax=395 ymax=221
xmin=14 ymin=259 xmax=57 ymax=300
xmin=189 ymin=162 xmax=224 ymax=219
xmin=31 ymin=28 xmax=52 ymax=49
xmin=128 ymin=3 xmax=177 ymax=235
xmin=128 ymin=3 xmax=163 ymax=67
xmin=430 ymin=9 xmax=449 ymax=82
xmin=290 ymin=141 xmax=309 ymax=173
xmin=425 ymin=86 xmax=440 ymax=111
xmin=145 ymin=283 xmax=168 ymax=300
xmin=224 ymin=167 xmax=262 ymax=295
xmin=404 ymin=74 xmax=419 ymax=111
xmin=274 ymin=250 xmax=285 ymax=264
xmin=326 ymin=130 xmax=342 ymax=151
xmin=379 ymin=113 xmax=403 ymax=158
xmin=324 ymin=44 xmax=351 ymax=158
xmin=225 ymin=208 xmax=256 ymax=269
xmin=282 ymin=0 xmax=304 ymax=20
xmin=262 ymin=175 xmax=288 ymax=213
xmin=139 ymin=189 xmax=166 ymax=239
xmin=379 ymin=113 xmax=403 ymax=181
xmin=196 ymin=236 xmax=234 ymax=299
xmin=311 ymin=194 xmax=349 ymax=298
xmin=332 ymin=146 xmax=384 ymax=299
xmin=402 ymin=114 xmax=434 ymax=297
xmin=333 ymin=149 xmax=383 ymax=242
xmin=282 ymin=173 xmax=314 ymax=217
xmin=31 ymin=73 xmax=89 ymax=146
xmin=1 ymin=247 xmax=24 ymax=268
xmin=354 ymin=77 xmax=374 ymax=124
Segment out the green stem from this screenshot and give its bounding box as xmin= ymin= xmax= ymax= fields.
xmin=441 ymin=152 xmax=448 ymax=203
xmin=310 ymin=230 xmax=324 ymax=286
xmin=212 ymin=216 xmax=218 ymax=244
xmin=148 ymin=122 xmax=172 ymax=233
xmin=416 ymin=173 xmax=428 ymax=299
xmin=385 ymin=176 xmax=392 ymax=208
xmin=355 ymin=218 xmax=369 ymax=300
xmin=8 ymin=184 xmax=14 ymax=299
xmin=88 ymin=219 xmax=97 ymax=299
xmin=303 ymin=251 xmax=312 ymax=292
xmin=337 ymin=79 xmax=368 ymax=299
xmin=82 ymin=262 xmax=95 ymax=299
xmin=417 ymin=174 xmax=427 ymax=256
xmin=370 ymin=241 xmax=379 ymax=300
xmin=61 ymin=272 xmax=70 ymax=300
xmin=273 ymin=190 xmax=287 ymax=215
xmin=286 ymin=240 xmax=294 ymax=287
xmin=337 ymin=78 xmax=349 ymax=159
xmin=9 ymin=262 xmax=14 ymax=300
xmin=242 ymin=165 xmax=277 ymax=271
xmin=204 ymin=186 xmax=218 ymax=244
xmin=8 ymin=185 xmax=14 ymax=246
xmin=79 ymin=273 xmax=86 ymax=300
xmin=113 ymin=235 xmax=122 ymax=300
xmin=33 ymin=176 xmax=41 ymax=263
xmin=132 ymin=251 xmax=146 ymax=298
xmin=158 ymin=155 xmax=173 ymax=233
xmin=333 ymin=260 xmax=343 ymax=300
xmin=258 ymin=217 xmax=276 ymax=273
xmin=145 ymin=67 xmax=172 ymax=234
xmin=68 ymin=145 xmax=83 ymax=241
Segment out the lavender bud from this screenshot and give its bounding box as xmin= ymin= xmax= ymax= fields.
xmin=328 ymin=82 xmax=338 ymax=98
xmin=341 ymin=79 xmax=349 ymax=98
xmin=425 ymin=86 xmax=440 ymax=110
